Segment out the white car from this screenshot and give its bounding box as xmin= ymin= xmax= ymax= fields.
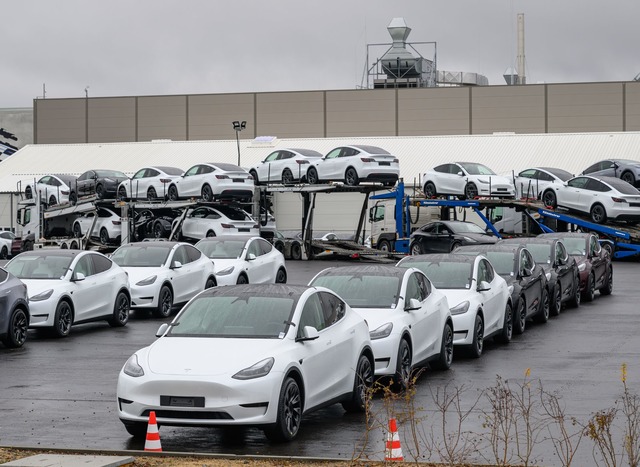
xmin=195 ymin=236 xmax=287 ymax=285
xmin=166 ymin=162 xmax=254 ymax=202
xmin=175 ymin=205 xmax=259 ymax=241
xmin=117 ymin=166 xmax=183 ymax=200
xmin=397 ymin=253 xmax=512 ymax=358
xmin=24 ymin=174 xmax=78 ymax=206
xmin=422 ymin=162 xmax=516 ymax=199
xmin=0 ymin=231 xmax=15 ymax=259
xmin=110 ymin=241 xmax=217 ymax=318
xmin=116 ymin=284 xmax=374 ymax=441
xmin=309 ymin=265 xmax=454 ymax=385
xmin=5 ymin=250 xmax=130 ymax=337
xmin=249 ymin=148 xmax=323 ymax=185
xmin=541 ymin=175 xmax=640 ymax=224
xmin=306 ymin=145 xmax=399 ymax=187
xmin=514 ymin=167 xmax=573 ymax=199
xmin=72 ymin=207 xmax=122 ymax=245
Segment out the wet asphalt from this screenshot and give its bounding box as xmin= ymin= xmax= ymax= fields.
xmin=1 ymin=258 xmax=639 ymax=465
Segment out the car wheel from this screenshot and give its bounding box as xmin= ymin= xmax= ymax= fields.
xmin=109 ymin=292 xmax=130 ymax=327
xmin=0 ymin=246 xmax=7 ymax=260
xmin=290 ymin=242 xmax=302 ymax=260
xmin=600 ymin=266 xmax=613 ymax=295
xmin=118 ymin=185 xmax=128 ymax=200
xmin=423 ymin=181 xmax=437 ymax=198
xmin=282 ymin=169 xmax=294 ymax=185
xmin=307 ymin=167 xmax=319 ymax=185
xmin=69 ymin=191 xmax=77 ymax=205
xmin=24 ymin=186 xmax=32 ymax=199
xmin=584 ymin=272 xmax=596 ymax=302
xmin=468 ymin=313 xmax=484 ymax=358
xmin=60 ymin=243 xmax=68 ymax=249
xmin=53 ymin=300 xmax=73 ymax=337
xmin=535 ymin=287 xmax=550 ymax=324
xmin=73 ymin=223 xmax=82 ymax=238
xmin=550 ymin=282 xmax=562 ymax=316
xmin=495 ymin=302 xmax=513 ymax=344
xmin=264 ymin=377 xmax=302 ymax=442
xmin=514 ymin=296 xmax=526 ymax=335
xmin=147 ymin=187 xmax=157 ymax=200
xmin=153 ymin=223 xmax=164 ymax=239
xmin=409 ymin=240 xmax=423 ymax=256
xmin=100 ymin=228 xmax=110 ymax=245
xmin=48 ymin=195 xmax=57 ymax=206
xmin=274 ymin=241 xmax=285 ymax=253
xmin=2 ymin=308 xmax=29 ymax=348
xmin=249 ymin=170 xmax=260 ymax=185
xmin=236 ymin=274 xmax=248 ymax=285
xmin=344 ymin=167 xmax=359 ymax=186
xmin=275 ymin=268 xmax=287 ymax=284
xmin=569 ymin=273 xmax=581 ymax=307
xmin=393 ymin=338 xmax=412 ymax=390
xmin=168 ymin=185 xmax=179 ymax=201
xmin=464 ymin=182 xmax=478 ymax=200
xmin=342 ymin=353 xmax=373 ymax=413
xmin=205 ymin=277 xmax=217 ymax=289
xmin=69 ymin=240 xmax=79 ymax=250
xmin=154 ymin=286 xmax=173 ymax=318
xmin=450 ymin=241 xmax=461 ymax=252
xmin=206 ymin=230 xmax=216 ymax=238
xmin=95 ymin=184 xmax=104 ymax=199
xmin=590 ymin=203 xmax=607 ymax=224
xmin=201 ymin=184 xmax=214 ymax=202
xmin=431 ymin=321 xmax=454 ymax=371
xmin=542 ymin=190 xmax=557 ymax=208
xmin=377 ymin=239 xmax=392 ymax=252
xmin=123 ymin=421 xmax=148 ymax=438
xmin=621 ymin=171 xmax=636 ymax=186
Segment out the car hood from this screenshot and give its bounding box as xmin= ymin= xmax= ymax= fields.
xmin=439 ymin=287 xmax=478 ymax=309
xmin=21 ymin=279 xmax=66 ymax=298
xmin=146 ymin=337 xmax=285 ymax=376
xmin=210 ymin=258 xmax=242 ymax=273
xmin=121 ymin=266 xmax=165 ymax=284
xmin=351 ymin=306 xmax=401 ymax=330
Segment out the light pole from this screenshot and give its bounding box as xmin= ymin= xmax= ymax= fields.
xmin=232 ymin=120 xmax=246 ymax=166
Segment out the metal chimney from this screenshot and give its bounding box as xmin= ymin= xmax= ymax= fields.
xmin=380 ymin=18 xmax=421 ymax=79
xmin=517 ymin=13 xmax=526 ymax=84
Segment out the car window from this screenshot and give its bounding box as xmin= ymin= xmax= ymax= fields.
xmin=325 ymin=148 xmax=341 ymax=159
xmin=555 ymin=242 xmax=567 ymax=264
xmin=589 ymin=235 xmax=600 ymax=256
xmin=172 ymin=246 xmax=189 ymax=265
xmin=433 ymin=164 xmax=449 ymax=174
xmin=583 ymin=162 xmax=600 ymax=174
xmin=341 ymin=147 xmax=359 ymax=157
xmin=98 ymin=208 xmax=114 ymax=218
xmin=185 ymin=245 xmax=202 ymax=262
xmin=567 ymin=177 xmax=589 ymax=189
xmin=281 ymin=151 xmax=294 ymax=160
xmin=518 ymin=169 xmax=537 ymax=178
xmin=132 ymin=169 xmax=146 ymax=179
xmin=147 ymin=168 xmax=160 ymax=177
xmin=521 ymin=249 xmax=534 ymax=273
xmin=537 ymin=171 xmax=554 ymax=182
xmin=406 ymin=273 xmax=426 ymax=302
xmin=199 ymin=165 xmax=214 ymax=174
xmin=318 ymin=291 xmax=346 ymax=327
xmin=264 ymin=151 xmax=279 ymax=162
xmin=298 ymin=293 xmax=326 ymax=335
xmin=38 ymin=176 xmax=51 ymax=184
xmin=0 ymin=269 xmax=7 ymax=282
xmin=421 ymin=223 xmax=437 ymax=234
xmin=247 ymin=239 xmax=262 ymax=257
xmin=477 ymin=259 xmax=494 ymax=283
xmin=258 ymin=238 xmax=272 ymax=254
xmin=74 ymin=255 xmax=95 ymax=277
xmin=585 ymin=179 xmax=611 ymax=192
xmin=91 ymin=254 xmax=113 ymax=274
xmin=185 ymin=166 xmax=199 ymax=176
xmin=417 ymin=273 xmax=432 ymax=296
xmin=0 ymin=232 xmax=14 ymax=239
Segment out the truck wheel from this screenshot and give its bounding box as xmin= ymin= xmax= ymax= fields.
xmin=291 ymin=242 xmax=302 ymax=260
xmin=377 ymin=239 xmax=392 ymax=252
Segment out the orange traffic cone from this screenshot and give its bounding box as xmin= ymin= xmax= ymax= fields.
xmin=144 ymin=411 xmax=162 ymax=452
xmin=384 ymin=417 xmax=404 ymax=461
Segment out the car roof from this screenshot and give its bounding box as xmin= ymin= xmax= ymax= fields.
xmin=16 ymin=249 xmax=84 ymax=258
xmin=52 ymin=174 xmax=78 ymax=183
xmin=203 ymin=162 xmax=244 ymax=171
xmin=347 ymin=145 xmax=391 ymax=154
xmin=400 ymin=253 xmax=477 ymax=264
xmin=501 ymin=237 xmax=557 ymax=245
xmin=538 ymin=232 xmax=589 ymax=239
xmin=316 ymin=265 xmax=410 ymax=279
xmin=288 ymin=148 xmax=323 ymax=157
xmin=123 ymin=241 xmax=180 ymax=249
xmin=197 ymin=283 xmax=312 ymax=299
xmin=196 ymin=235 xmax=255 ymax=243
xmin=455 ymin=243 xmax=521 ymax=253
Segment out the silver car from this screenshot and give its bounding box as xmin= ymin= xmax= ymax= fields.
xmin=0 ymin=267 xmax=29 ymax=348
xmin=581 ymin=159 xmax=640 ymax=187
xmin=249 ymin=148 xmax=323 ymax=185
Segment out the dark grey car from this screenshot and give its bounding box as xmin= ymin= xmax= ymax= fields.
xmin=581 ymin=159 xmax=640 ymax=187
xmin=0 ymin=267 xmax=29 ymax=348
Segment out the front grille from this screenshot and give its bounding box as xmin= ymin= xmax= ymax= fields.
xmin=142 ymin=409 xmax=233 ymax=420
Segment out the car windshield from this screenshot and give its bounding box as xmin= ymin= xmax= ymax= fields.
xmin=449 ymin=222 xmax=486 ymax=234
xmin=157 ymin=167 xmax=183 ymax=175
xmin=544 ymin=168 xmax=573 ymax=181
xmin=459 ymin=163 xmax=496 ymax=175
xmin=197 ymin=239 xmax=247 ymax=259
xmin=214 ymin=206 xmax=253 ymax=221
xmin=95 ymin=170 xmax=127 ymax=178
xmin=111 ymin=245 xmax=171 ymax=267
xmin=521 ymin=244 xmax=552 ymax=264
xmin=311 ymin=274 xmax=400 ymax=308
xmin=168 ymin=294 xmax=296 ymax=338
xmin=399 ymin=260 xmax=472 ymax=289
xmin=6 ymin=254 xmax=73 ymax=279
xmin=483 ymin=252 xmax=516 ymax=275
xmin=560 ymin=238 xmax=587 ymax=256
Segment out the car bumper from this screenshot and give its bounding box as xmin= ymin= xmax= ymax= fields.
xmin=478 ymin=184 xmax=515 ymax=197
xmin=607 ymin=205 xmax=640 ymax=221
xmin=28 ymin=301 xmax=56 ymax=328
xmin=452 ymin=312 xmax=476 ymax=346
xmin=117 ymin=371 xmax=283 ymax=427
xmin=215 ymin=273 xmax=241 ymax=286
xmin=130 ymin=284 xmax=159 ymax=309
xmin=371 ymin=335 xmax=401 ymax=376
xmin=212 ymin=180 xmax=254 ymax=199
xmin=358 ymin=166 xmax=400 ymax=182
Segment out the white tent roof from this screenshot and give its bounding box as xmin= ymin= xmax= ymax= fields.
xmin=2 ymin=132 xmax=640 ymax=192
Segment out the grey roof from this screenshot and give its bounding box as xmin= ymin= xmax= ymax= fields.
xmin=122 ymin=241 xmax=179 ymax=249
xmin=200 ymin=283 xmax=311 ymax=298
xmin=315 ymin=265 xmax=408 ymax=278
xmin=400 ymin=253 xmax=477 ymax=264
xmin=455 ymin=243 xmax=521 ymax=253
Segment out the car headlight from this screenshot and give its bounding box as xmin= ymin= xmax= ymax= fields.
xmin=508 ymin=285 xmax=514 ymax=295
xmin=462 ymin=236 xmax=476 ymax=243
xmin=30 ymin=289 xmax=54 ymax=302
xmin=233 ymin=357 xmax=274 ymax=380
xmin=578 ymin=263 xmax=586 ymax=272
xmin=136 ymin=275 xmax=157 ymax=286
xmin=370 ymin=322 xmax=393 ymax=340
xmin=545 ymin=272 xmax=551 ymax=281
xmin=217 ymin=266 xmax=235 ymax=276
xmin=450 ymin=301 xmax=470 ymax=315
xmin=123 ymin=354 xmax=144 ymax=377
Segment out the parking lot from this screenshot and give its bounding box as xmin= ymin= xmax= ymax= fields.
xmin=1 ymin=257 xmax=639 ymax=465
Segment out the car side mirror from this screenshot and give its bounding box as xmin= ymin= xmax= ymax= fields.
xmin=296 ymin=326 xmax=320 ymax=342
xmin=477 ymin=280 xmax=491 ymax=292
xmin=247 ymin=253 xmax=256 ymax=261
xmin=457 ymin=171 xmax=464 ymax=176
xmin=171 ymin=261 xmax=182 ymax=269
xmin=156 ymin=323 xmax=169 ymax=337
xmin=72 ymin=272 xmax=86 ymax=282
xmin=405 ymin=298 xmax=421 ymax=311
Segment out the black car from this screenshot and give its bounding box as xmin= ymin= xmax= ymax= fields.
xmin=0 ymin=267 xmax=29 ymax=348
xmin=500 ymin=237 xmax=580 ymax=315
xmin=70 ymin=169 xmax=129 ymax=204
xmin=537 ymin=232 xmax=613 ymax=301
xmin=409 ymin=220 xmax=498 ymax=255
xmin=454 ymin=243 xmax=549 ymax=333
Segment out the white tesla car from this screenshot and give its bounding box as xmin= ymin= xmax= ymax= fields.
xmin=5 ymin=250 xmax=130 ymax=337
xmin=72 ymin=207 xmax=122 ymax=245
xmin=249 ymin=148 xmax=323 ymax=185
xmin=309 ymin=265 xmax=453 ymax=385
xmin=116 ymin=284 xmax=374 ymax=441
xmin=306 ymin=145 xmax=399 ymax=186
xmin=541 ymin=175 xmax=640 ymax=224
xmin=397 ymin=253 xmax=512 ymax=358
xmin=0 ymin=231 xmax=15 ymax=259
xmin=422 ymin=162 xmax=516 ymax=199
xmin=166 ymin=162 xmax=254 ymax=202
xmin=23 ymin=174 xmax=78 ymax=206
xmin=175 ymin=205 xmax=259 ymax=241
xmin=117 ymin=166 xmax=183 ymax=200
xmin=110 ymin=241 xmax=217 ymax=318
xmin=195 ymin=236 xmax=287 ymax=285
xmin=514 ymin=167 xmax=574 ymax=199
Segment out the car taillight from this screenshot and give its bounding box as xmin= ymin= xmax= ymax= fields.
xmin=253 ymin=224 xmax=259 ymax=229
xmin=221 ymin=223 xmax=234 ymax=229
xmin=393 ymin=158 xmax=399 ymax=163
xmin=360 ymin=158 xmax=374 ymax=162
xmin=247 ymin=174 xmax=254 ymax=180
xmin=296 ymin=160 xmax=310 ymax=164
xmin=216 ymin=175 xmax=229 ymax=179
xmin=112 ymin=220 xmax=121 ymax=225
xmin=611 ymin=197 xmax=627 ymax=203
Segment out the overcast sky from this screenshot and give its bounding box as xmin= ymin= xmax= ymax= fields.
xmin=3 ymin=0 xmax=639 ymax=108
